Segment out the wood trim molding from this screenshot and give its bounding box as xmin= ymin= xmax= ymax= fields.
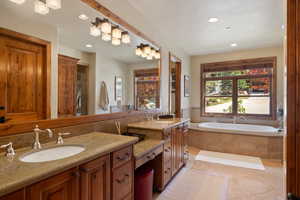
xmin=0 ymin=111 xmax=148 ymax=137
xmin=0 ymin=27 xmax=52 ymax=119
xmin=80 ymin=0 xmax=160 ymax=48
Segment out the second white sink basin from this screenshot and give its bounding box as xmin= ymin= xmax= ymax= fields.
xmin=19 ymin=145 xmax=85 ymax=163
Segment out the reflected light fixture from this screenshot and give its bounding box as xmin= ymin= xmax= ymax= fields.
xmin=34 ymin=0 xmax=49 ymax=15
xmin=154 ymin=51 xmax=161 ymax=59
xmin=143 ymin=45 xmax=151 ymax=55
xmin=46 ymin=0 xmax=61 ymax=10
xmin=112 ymin=37 xmax=121 ymax=46
xmin=86 ymin=44 xmax=93 ymax=48
xmin=102 ymin=33 xmax=111 ymax=41
xmin=90 ymin=25 xmax=101 ymax=37
xmin=9 ymin=0 xmax=26 ymax=4
xmin=121 ymin=31 xmax=130 ymax=44
xmin=135 ymin=46 xmax=142 ymax=56
xmin=231 ymin=43 xmax=237 ymax=47
xmin=112 ymin=26 xmax=122 ymax=39
xmin=101 ymin=19 xmax=111 ymax=34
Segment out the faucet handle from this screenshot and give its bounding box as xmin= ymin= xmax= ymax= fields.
xmin=57 ymin=133 xmax=71 ymax=144
xmin=0 ymin=142 xmax=15 ymax=157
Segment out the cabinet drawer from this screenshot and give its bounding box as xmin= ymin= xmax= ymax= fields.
xmin=163 ymin=161 xmax=172 ymax=186
xmin=113 ymin=146 xmax=132 ymax=169
xmin=112 ymin=161 xmax=133 ymax=200
xmin=163 ymin=140 xmax=172 ymax=163
xmin=135 ymin=145 xmax=163 ymax=169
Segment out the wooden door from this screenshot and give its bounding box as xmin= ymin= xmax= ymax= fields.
xmin=0 ymin=34 xmax=47 ymax=122
xmin=26 ymin=168 xmax=79 ymax=200
xmin=80 ymin=155 xmax=110 ymax=200
xmin=58 ymin=55 xmax=79 ymax=117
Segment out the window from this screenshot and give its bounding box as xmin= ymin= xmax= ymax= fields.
xmin=201 ymin=57 xmax=276 ymax=119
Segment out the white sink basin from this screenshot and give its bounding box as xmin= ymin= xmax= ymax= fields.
xmin=19 ymin=145 xmax=85 ymax=163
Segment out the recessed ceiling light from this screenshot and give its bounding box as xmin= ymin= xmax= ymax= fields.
xmin=208 ymin=17 xmax=219 ymax=23
xmin=281 ymin=24 xmax=285 ymax=30
xmin=79 ymin=14 xmax=89 ymax=21
xmin=231 ymin=43 xmax=237 ymax=47
xmin=86 ymin=44 xmax=93 ymax=48
xmin=225 ymin=26 xmax=231 ymax=30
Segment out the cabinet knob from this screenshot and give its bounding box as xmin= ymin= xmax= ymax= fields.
xmin=0 ymin=106 xmax=4 ymax=110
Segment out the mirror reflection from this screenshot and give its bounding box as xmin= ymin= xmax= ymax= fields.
xmin=0 ymin=0 xmax=161 ymax=123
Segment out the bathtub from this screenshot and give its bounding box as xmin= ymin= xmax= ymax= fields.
xmin=188 ymin=122 xmax=283 ymax=159
xmin=190 ymin=122 xmax=280 ymax=137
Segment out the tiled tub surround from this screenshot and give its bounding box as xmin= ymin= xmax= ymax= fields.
xmin=188 ymin=126 xmax=283 ymax=160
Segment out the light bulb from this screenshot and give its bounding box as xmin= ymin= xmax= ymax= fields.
xmin=136 ymin=47 xmax=142 ymax=56
xmin=147 ymin=54 xmax=153 ymax=60
xmin=112 ymin=38 xmax=121 ymax=46
xmin=154 ymin=51 xmax=161 ymax=59
xmin=34 ymin=0 xmax=49 ymax=15
xmin=144 ymin=45 xmax=151 ymax=55
xmin=46 ymin=0 xmax=61 ymax=10
xmin=9 ymin=0 xmax=26 ymax=4
xmin=90 ymin=25 xmax=101 ymax=37
xmin=101 ymin=19 xmax=111 ymax=34
xmin=112 ymin=26 xmax=122 ymax=39
xmin=121 ymin=32 xmax=130 ymax=44
xmin=102 ymin=33 xmax=111 ymax=41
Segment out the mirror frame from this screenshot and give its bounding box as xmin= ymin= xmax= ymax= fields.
xmin=0 ymin=0 xmax=162 ymax=136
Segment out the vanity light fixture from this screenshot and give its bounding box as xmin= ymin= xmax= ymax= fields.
xmin=9 ymin=0 xmax=26 ymax=4
xmin=79 ymin=14 xmax=89 ymax=21
xmin=90 ymin=25 xmax=101 ymax=37
xmin=208 ymin=17 xmax=219 ymax=23
xmin=34 ymin=0 xmax=49 ymax=15
xmin=102 ymin=33 xmax=111 ymax=41
xmin=112 ymin=37 xmax=121 ymax=46
xmin=46 ymin=0 xmax=61 ymax=10
xmin=143 ymin=45 xmax=151 ymax=55
xmin=101 ymin=19 xmax=112 ymax=34
xmin=135 ymin=45 xmax=142 ymax=56
xmin=112 ymin=26 xmax=122 ymax=39
xmin=121 ymin=31 xmax=130 ymax=44
xmin=151 ymin=48 xmax=156 ymax=57
xmin=154 ymin=50 xmax=161 ymax=59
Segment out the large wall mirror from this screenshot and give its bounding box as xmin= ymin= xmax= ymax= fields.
xmin=0 ymin=0 xmax=161 ymax=124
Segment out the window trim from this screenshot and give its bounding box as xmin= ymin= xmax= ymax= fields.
xmin=200 ymin=57 xmax=277 ymax=120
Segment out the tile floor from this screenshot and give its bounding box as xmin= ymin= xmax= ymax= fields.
xmin=154 ymin=147 xmax=284 ymax=200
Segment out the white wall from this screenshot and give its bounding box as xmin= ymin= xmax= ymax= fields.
xmin=190 ymin=46 xmax=284 ymax=122
xmin=94 ymin=54 xmax=128 ymax=114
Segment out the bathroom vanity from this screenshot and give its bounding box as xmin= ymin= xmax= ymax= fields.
xmin=128 ymin=118 xmax=189 ymax=190
xmin=0 ymin=133 xmax=138 ymax=200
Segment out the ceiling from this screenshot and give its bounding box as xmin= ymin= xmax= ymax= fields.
xmin=0 ymin=0 xmax=157 ymax=65
xmin=127 ymin=0 xmax=284 ymax=55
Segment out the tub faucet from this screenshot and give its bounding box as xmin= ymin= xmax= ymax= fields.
xmin=33 ymin=125 xmax=53 ymax=150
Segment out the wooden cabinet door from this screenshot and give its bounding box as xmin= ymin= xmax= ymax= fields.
xmin=0 ymin=189 xmax=25 ymax=200
xmin=171 ymin=127 xmax=177 ymax=175
xmin=80 ymin=155 xmax=110 ymax=200
xmin=26 ymin=168 xmax=79 ymax=200
xmin=112 ymin=161 xmax=133 ymax=200
xmin=0 ymin=34 xmax=47 ymax=122
xmin=58 ymin=55 xmax=79 ymax=117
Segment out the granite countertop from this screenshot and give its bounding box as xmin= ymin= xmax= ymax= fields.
xmin=134 ymin=139 xmax=165 ymax=159
xmin=127 ymin=118 xmax=190 ymax=131
xmin=0 ymin=132 xmax=138 ymax=197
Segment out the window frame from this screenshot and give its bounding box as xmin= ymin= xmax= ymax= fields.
xmin=200 ymin=57 xmax=277 ymax=120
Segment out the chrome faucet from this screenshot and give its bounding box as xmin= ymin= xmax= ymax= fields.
xmin=56 ymin=133 xmax=71 ymax=144
xmin=0 ymin=142 xmax=15 ymax=157
xmin=233 ymin=116 xmax=247 ymax=124
xmin=33 ymin=125 xmax=53 ymax=150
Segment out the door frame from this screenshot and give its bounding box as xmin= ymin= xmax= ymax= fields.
xmin=0 ymin=27 xmax=52 ymax=119
xmin=169 ymin=52 xmax=182 ymax=117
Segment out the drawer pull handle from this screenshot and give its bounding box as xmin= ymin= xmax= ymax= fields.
xmin=117 ymin=153 xmax=130 ymax=161
xmin=164 ymin=149 xmax=169 ymax=152
xmin=116 ymin=174 xmax=130 ymax=184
